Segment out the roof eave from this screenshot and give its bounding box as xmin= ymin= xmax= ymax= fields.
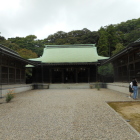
xmin=0 ymin=48 xmax=37 ymax=65
xmin=101 ymin=42 xmax=140 ymax=65
xmin=39 ymin=62 xmax=99 ymax=66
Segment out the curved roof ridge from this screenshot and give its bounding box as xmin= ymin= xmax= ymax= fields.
xmin=29 ymin=44 xmax=108 ymax=63
xmin=45 ymin=44 xmax=95 ymax=48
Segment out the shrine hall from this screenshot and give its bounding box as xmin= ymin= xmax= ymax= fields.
xmin=28 ymin=44 xmax=108 ymax=83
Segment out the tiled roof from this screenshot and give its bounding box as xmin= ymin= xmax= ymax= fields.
xmin=0 ymin=44 xmax=36 ymax=65
xmin=0 ymin=44 xmax=19 ymax=56
xmin=29 ymin=44 xmax=109 ymax=63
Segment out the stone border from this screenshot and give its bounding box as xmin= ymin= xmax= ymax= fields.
xmin=106 ymin=101 xmax=140 ymax=137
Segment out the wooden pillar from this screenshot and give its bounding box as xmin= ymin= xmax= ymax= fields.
xmin=0 ymin=66 xmax=1 ymax=84
xmin=8 ymin=67 xmax=9 ymax=84
xmin=62 ymin=69 xmax=64 ymax=83
xmin=41 ymin=64 xmax=44 ymax=83
xmin=36 ymin=66 xmax=38 ymax=84
xmin=76 ymin=68 xmax=78 ymax=83
xmin=113 ymin=62 xmax=117 ymax=82
xmin=0 ymin=49 xmax=2 ymax=98
xmin=133 ymin=53 xmax=136 ymax=78
xmin=23 ymin=66 xmax=26 ymax=83
xmin=49 ymin=68 xmax=52 ymax=83
xmin=0 ymin=65 xmax=2 ymax=98
xmin=14 ymin=67 xmax=16 ymax=84
xmin=19 ymin=68 xmax=21 ymax=84
xmin=96 ymin=64 xmax=98 ymax=82
xmin=32 ymin=67 xmax=35 ymax=83
xmin=88 ymin=68 xmax=90 ymax=83
xmin=127 ymin=50 xmax=130 ymax=82
xmin=0 ymin=57 xmax=1 ymax=85
xmin=0 ymin=65 xmax=1 ymax=84
xmin=36 ymin=67 xmax=38 ymax=83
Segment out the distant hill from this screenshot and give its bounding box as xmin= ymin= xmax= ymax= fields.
xmin=0 ymin=17 xmax=140 ymax=58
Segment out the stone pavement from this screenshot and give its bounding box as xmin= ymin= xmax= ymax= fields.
xmin=0 ymin=89 xmax=140 ymax=140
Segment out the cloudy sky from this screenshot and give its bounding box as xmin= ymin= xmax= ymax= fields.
xmin=0 ymin=0 xmax=140 ymax=39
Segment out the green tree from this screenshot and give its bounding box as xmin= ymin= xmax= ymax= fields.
xmin=8 ymin=35 xmax=44 ymax=56
xmin=25 ymin=35 xmax=37 ymax=41
xmin=124 ymin=30 xmax=140 ymax=45
xmin=97 ymin=27 xmax=109 ymax=56
xmin=17 ymin=48 xmax=38 ymax=59
xmin=106 ymin=24 xmax=119 ymax=56
xmin=112 ymin=43 xmax=125 ymax=55
xmin=0 ymin=35 xmax=20 ymax=51
xmin=98 ymin=63 xmax=114 ymax=82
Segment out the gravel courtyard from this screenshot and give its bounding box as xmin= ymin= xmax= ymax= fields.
xmin=0 ymin=89 xmax=140 ymax=140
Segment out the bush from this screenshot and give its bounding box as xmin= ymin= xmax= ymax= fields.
xmin=95 ymin=82 xmax=100 ymax=90
xmin=5 ymin=89 xmax=15 ymax=103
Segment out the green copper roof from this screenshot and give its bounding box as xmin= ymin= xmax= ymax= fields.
xmin=29 ymin=44 xmax=108 ymax=63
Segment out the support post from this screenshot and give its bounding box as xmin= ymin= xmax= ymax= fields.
xmin=14 ymin=67 xmax=16 ymax=84
xmin=76 ymin=68 xmax=78 ymax=83
xmin=127 ymin=49 xmax=130 ymax=82
xmin=88 ymin=68 xmax=90 ymax=83
xmin=0 ymin=65 xmax=1 ymax=98
xmin=96 ymin=64 xmax=98 ymax=82
xmin=41 ymin=64 xmax=44 ymax=83
xmin=8 ymin=67 xmax=9 ymax=84
xmin=62 ymin=69 xmax=64 ymax=83
xmin=0 ymin=48 xmax=2 ymax=98
xmin=49 ymin=68 xmax=52 ymax=83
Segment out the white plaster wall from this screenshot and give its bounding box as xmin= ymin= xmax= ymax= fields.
xmin=49 ymin=83 xmax=90 ymax=89
xmin=1 ymin=85 xmax=34 ymax=97
xmin=106 ymin=83 xmax=140 ymax=98
xmin=106 ymin=83 xmax=129 ymax=94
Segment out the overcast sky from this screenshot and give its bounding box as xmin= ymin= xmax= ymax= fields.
xmin=0 ymin=0 xmax=140 ymax=40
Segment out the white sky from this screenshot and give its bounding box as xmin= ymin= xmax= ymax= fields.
xmin=0 ymin=0 xmax=140 ymax=39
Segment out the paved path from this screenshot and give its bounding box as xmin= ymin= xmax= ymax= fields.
xmin=0 ymin=89 xmax=140 ymax=140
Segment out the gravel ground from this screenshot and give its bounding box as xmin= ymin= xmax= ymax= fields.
xmin=0 ymin=88 xmax=140 ymax=140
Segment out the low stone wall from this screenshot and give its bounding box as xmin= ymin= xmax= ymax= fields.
xmin=34 ymin=83 xmax=49 ymax=89
xmin=49 ymin=83 xmax=90 ymax=89
xmin=106 ymin=83 xmax=129 ymax=94
xmin=1 ymin=83 xmax=139 ymax=98
xmin=105 ymin=82 xmax=140 ymax=98
xmin=0 ymin=84 xmax=34 ymax=97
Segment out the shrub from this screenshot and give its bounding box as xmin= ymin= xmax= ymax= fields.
xmin=5 ymin=89 xmax=15 ymax=103
xmin=95 ymin=82 xmax=100 ymax=90
xmin=90 ymin=85 xmax=94 ymax=89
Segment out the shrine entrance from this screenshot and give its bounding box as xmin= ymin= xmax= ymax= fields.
xmin=52 ymin=69 xmax=63 ymax=83
xmin=32 ymin=65 xmax=97 ymax=83
xmin=64 ymin=68 xmax=76 ymax=83
xmin=50 ymin=67 xmax=92 ymax=83
xmin=77 ymin=68 xmax=88 ymax=83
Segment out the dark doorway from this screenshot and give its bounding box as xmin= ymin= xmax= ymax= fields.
xmin=52 ymin=69 xmax=62 ymax=83
xmin=64 ymin=68 xmax=76 ymax=83
xmin=78 ymin=68 xmax=88 ymax=82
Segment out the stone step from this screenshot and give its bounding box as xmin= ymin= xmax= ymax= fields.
xmin=49 ymin=83 xmax=90 ymax=89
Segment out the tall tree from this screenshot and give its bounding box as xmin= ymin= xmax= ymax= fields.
xmin=106 ymin=24 xmax=119 ymax=56
xmin=17 ymin=48 xmax=38 ymax=59
xmin=98 ymin=63 xmax=114 ymax=82
xmin=97 ymin=27 xmax=109 ymax=56
xmin=112 ymin=43 xmax=125 ymax=55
